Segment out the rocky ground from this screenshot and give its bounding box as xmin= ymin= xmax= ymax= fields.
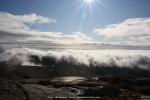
xmin=0 ymin=76 xmax=150 ymax=100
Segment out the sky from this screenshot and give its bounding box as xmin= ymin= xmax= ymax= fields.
xmin=0 ymin=0 xmax=150 ymax=49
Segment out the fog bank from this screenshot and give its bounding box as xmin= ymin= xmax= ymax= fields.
xmin=0 ymin=48 xmax=150 ymax=70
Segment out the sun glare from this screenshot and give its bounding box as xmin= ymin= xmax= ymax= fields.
xmin=83 ymin=0 xmax=95 ymax=7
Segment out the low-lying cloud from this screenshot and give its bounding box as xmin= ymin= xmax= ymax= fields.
xmin=0 ymin=48 xmax=150 ymax=70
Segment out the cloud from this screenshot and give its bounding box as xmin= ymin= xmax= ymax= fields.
xmin=0 ymin=12 xmax=55 ymax=34
xmin=26 ymin=31 xmax=93 ymax=44
xmin=94 ymin=17 xmax=150 ymax=37
xmin=94 ymin=17 xmax=150 ymax=46
xmin=0 ymin=12 xmax=94 ymax=45
xmin=1 ymin=12 xmax=149 ymax=47
xmin=1 ymin=48 xmax=150 ymax=70
xmin=0 ymin=46 xmax=4 ymax=54
xmin=52 ymin=32 xmax=93 ymax=44
xmin=1 ymin=47 xmax=150 ymax=77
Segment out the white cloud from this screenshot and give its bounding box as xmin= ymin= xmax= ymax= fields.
xmin=0 ymin=12 xmax=55 ymax=34
xmin=57 ymin=32 xmax=93 ymax=44
xmin=94 ymin=17 xmax=150 ymax=37
xmin=118 ymin=35 xmax=150 ymax=46
xmin=1 ymin=12 xmax=149 ymax=47
xmin=0 ymin=12 xmax=94 ymax=45
xmin=26 ymin=31 xmax=94 ymax=44
xmin=94 ymin=17 xmax=150 ymax=46
xmin=1 ymin=48 xmax=150 ymax=69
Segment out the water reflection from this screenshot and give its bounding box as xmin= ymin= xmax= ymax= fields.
xmin=52 ymin=76 xmax=86 ymax=83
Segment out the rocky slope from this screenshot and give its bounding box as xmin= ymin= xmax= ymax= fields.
xmin=0 ymin=76 xmax=150 ymax=100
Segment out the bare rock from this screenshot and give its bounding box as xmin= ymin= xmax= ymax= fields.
xmin=22 ymin=84 xmax=80 ymax=100
xmin=0 ymin=81 xmax=27 ymax=100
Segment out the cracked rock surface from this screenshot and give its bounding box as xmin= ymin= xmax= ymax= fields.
xmin=0 ymin=81 xmax=27 ymax=100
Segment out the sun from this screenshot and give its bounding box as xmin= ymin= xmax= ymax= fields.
xmin=78 ymin=0 xmax=98 ymax=9
xmin=84 ymin=0 xmax=94 ymax=4
xmin=83 ymin=0 xmax=95 ymax=7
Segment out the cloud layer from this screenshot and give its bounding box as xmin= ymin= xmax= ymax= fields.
xmin=0 ymin=11 xmax=150 ymax=48
xmin=0 ymin=12 xmax=94 ymax=45
xmin=94 ymin=18 xmax=150 ymax=46
xmin=1 ymin=48 xmax=150 ymax=70
xmin=94 ymin=18 xmax=150 ymax=36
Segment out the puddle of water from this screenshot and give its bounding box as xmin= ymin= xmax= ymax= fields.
xmin=52 ymin=76 xmax=86 ymax=83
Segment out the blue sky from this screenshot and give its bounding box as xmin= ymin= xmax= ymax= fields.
xmin=0 ymin=0 xmax=150 ymax=47
xmin=0 ymin=0 xmax=150 ymax=33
